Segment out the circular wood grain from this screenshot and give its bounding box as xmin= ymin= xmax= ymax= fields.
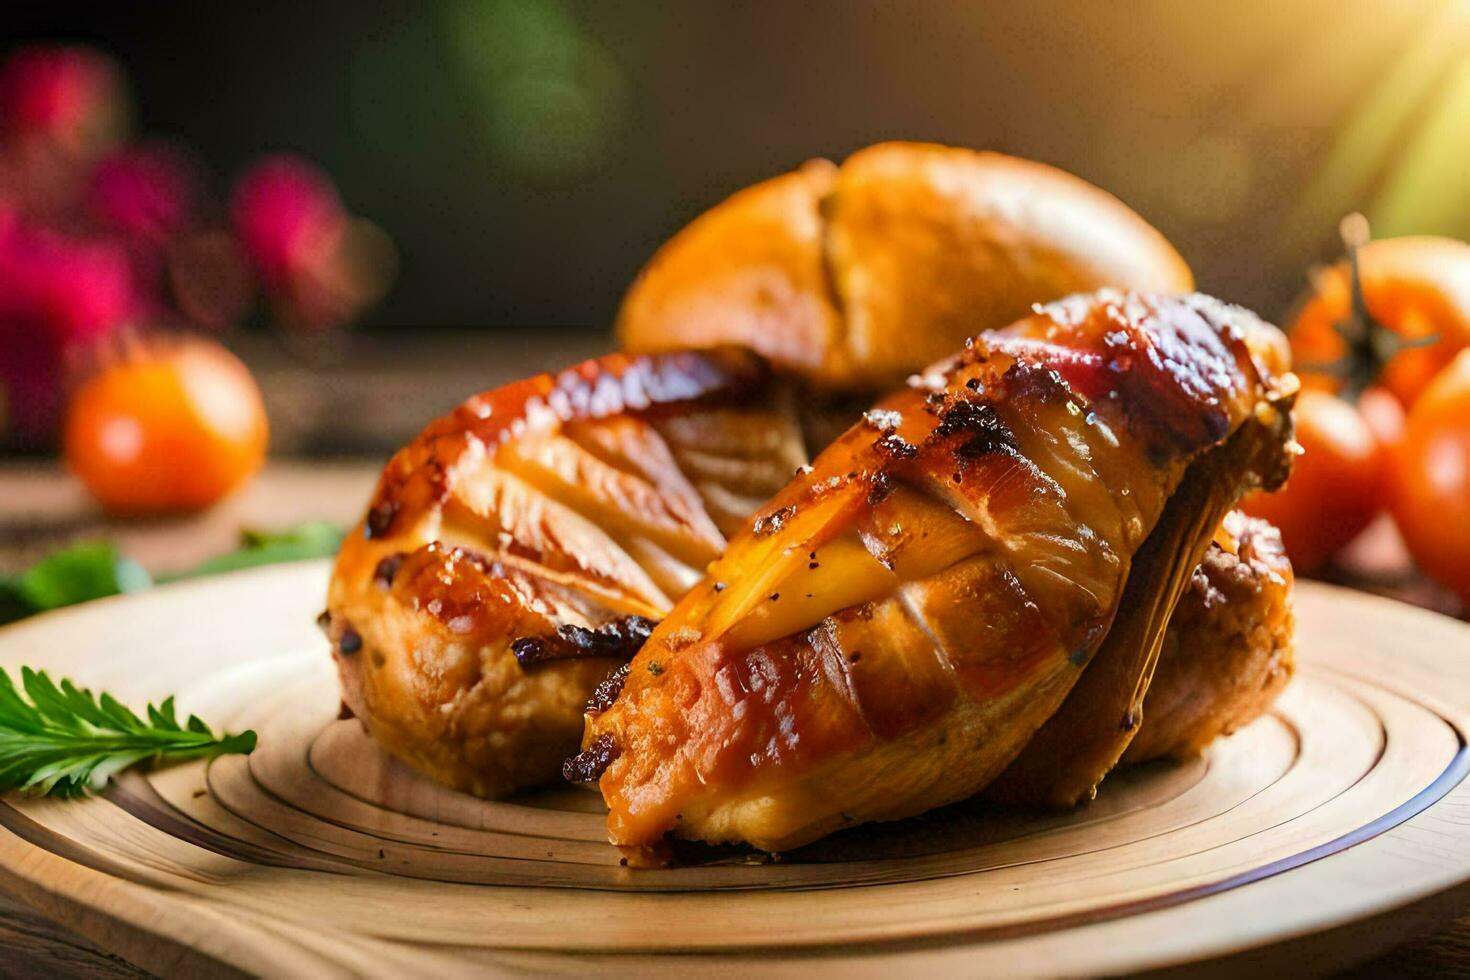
xmin=0 ymin=561 xmax=1466 ymax=977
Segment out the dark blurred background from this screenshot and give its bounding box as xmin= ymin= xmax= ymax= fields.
xmin=10 ymin=0 xmax=1470 ymax=333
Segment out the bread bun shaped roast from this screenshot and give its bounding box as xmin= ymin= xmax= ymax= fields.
xmin=617 ymin=141 xmax=1194 ymax=390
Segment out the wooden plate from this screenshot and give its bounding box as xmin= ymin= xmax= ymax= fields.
xmin=0 ymin=561 xmax=1466 ymax=977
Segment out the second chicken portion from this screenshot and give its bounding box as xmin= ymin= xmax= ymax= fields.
xmin=325 ymin=293 xmax=1297 ymax=827
xmin=578 ymin=290 xmax=1296 ymax=859
xmin=326 ymin=349 xmax=810 ymax=798
xmin=1127 ymin=511 xmax=1295 ymax=764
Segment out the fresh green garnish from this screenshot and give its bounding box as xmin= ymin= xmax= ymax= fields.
xmin=0 ymin=522 xmax=344 ymax=626
xmin=0 ymin=543 xmax=150 ymax=624
xmin=0 ymin=667 xmax=256 ymax=798
xmin=172 ymin=521 xmax=344 ymax=579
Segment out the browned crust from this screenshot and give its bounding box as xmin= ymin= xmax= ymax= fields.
xmin=618 ymin=142 xmax=1194 ymax=389
xmin=326 ymin=349 xmax=792 ymax=798
xmin=1125 ymin=512 xmax=1296 ymax=763
xmin=591 ymin=291 xmax=1295 ymax=852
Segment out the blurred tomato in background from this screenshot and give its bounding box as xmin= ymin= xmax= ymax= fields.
xmin=1246 ymin=227 xmax=1470 ymax=605
xmin=1389 ymin=349 xmax=1470 ymax=603
xmin=1242 ymin=388 xmax=1390 ymax=575
xmin=1289 ymin=236 xmax=1470 ymax=408
xmin=63 ymin=338 xmax=268 ymax=514
xmin=0 ymin=42 xmax=395 ymax=512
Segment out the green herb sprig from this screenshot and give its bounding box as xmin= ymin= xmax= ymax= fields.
xmin=0 ymin=521 xmax=344 ymax=627
xmin=0 ymin=667 xmax=256 ymax=798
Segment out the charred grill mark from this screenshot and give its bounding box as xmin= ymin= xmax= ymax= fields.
xmin=875 ymin=433 xmax=918 ymax=459
xmin=512 ymin=616 xmax=658 ymax=667
xmin=867 ymin=470 xmax=896 ymax=506
xmin=372 ymin=553 xmax=405 ymax=589
xmin=933 ymin=395 xmax=1014 ymax=445
xmin=849 ymin=387 xmax=916 ymax=466
xmin=928 ymin=395 xmax=1018 ymax=475
xmin=364 ymin=500 xmax=399 ymax=539
xmin=586 ymin=663 xmax=631 ymax=714
xmin=563 ymin=733 xmax=620 ymax=783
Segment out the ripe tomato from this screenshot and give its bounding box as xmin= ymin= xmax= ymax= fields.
xmin=1355 ymin=385 xmax=1406 ymax=450
xmin=63 ymin=338 xmax=268 ymax=514
xmin=1389 ymin=350 xmax=1470 ymax=603
xmin=1240 ymin=389 xmax=1384 ymax=575
xmin=1288 ymin=236 xmax=1470 ymax=408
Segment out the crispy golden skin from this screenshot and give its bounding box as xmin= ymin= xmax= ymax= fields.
xmin=582 ymin=291 xmax=1296 ymax=857
xmin=1128 ymin=511 xmax=1295 ymax=763
xmin=618 ymin=142 xmax=1193 ymax=390
xmin=325 ymin=349 xmax=807 ymax=798
xmin=329 ymin=345 xmax=1294 ymax=809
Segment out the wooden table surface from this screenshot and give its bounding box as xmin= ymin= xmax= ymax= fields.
xmin=2 ymin=460 xmax=1468 ymax=978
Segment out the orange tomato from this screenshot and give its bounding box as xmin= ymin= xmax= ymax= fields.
xmin=63 ymin=338 xmax=268 ymax=514
xmin=1288 ymin=236 xmax=1470 ymax=407
xmin=1355 ymin=385 xmax=1406 ymax=450
xmin=1240 ymin=389 xmax=1384 ymax=575
xmin=1389 ymin=350 xmax=1470 ymax=603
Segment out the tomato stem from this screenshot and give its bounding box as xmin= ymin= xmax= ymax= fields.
xmin=1304 ymin=214 xmax=1438 ymax=401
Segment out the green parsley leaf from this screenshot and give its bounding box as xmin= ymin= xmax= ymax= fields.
xmin=169 ymin=521 xmax=344 ymax=579
xmin=0 ymin=522 xmax=345 ymax=625
xmin=0 ymin=667 xmax=256 ymax=798
xmin=0 ymin=543 xmax=151 ymax=625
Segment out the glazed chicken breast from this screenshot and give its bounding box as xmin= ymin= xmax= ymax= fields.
xmin=577 ymin=291 xmax=1296 ymax=858
xmin=326 ymin=141 xmax=1292 ymax=813
xmin=325 ymin=349 xmax=808 ymax=798
xmin=327 ymin=338 xmax=1294 ymax=809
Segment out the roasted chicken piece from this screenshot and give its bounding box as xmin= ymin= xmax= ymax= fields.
xmin=328 ymin=345 xmax=1293 ymax=806
xmin=1127 ymin=511 xmax=1295 ymax=763
xmin=325 ymin=349 xmax=808 ymax=798
xmin=578 ymin=291 xmax=1296 ymax=858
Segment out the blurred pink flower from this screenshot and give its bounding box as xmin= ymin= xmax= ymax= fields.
xmin=0 ymin=221 xmax=136 ymax=441
xmin=168 ymin=229 xmax=254 ymax=331
xmin=0 ymin=46 xmax=127 ymax=220
xmin=85 ymin=144 xmax=201 ymax=316
xmin=230 ymin=155 xmax=344 ymax=291
xmin=0 ymin=46 xmax=124 ymax=153
xmin=230 ymin=155 xmax=394 ymax=331
xmin=87 ymin=143 xmax=196 ymax=244
xmin=0 ymin=50 xmax=395 ymax=444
